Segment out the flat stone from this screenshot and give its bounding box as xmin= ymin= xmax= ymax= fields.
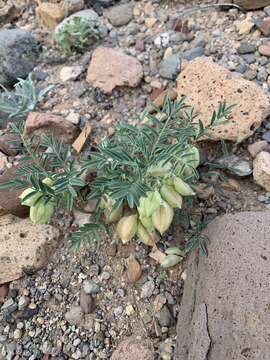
xmin=86 ymin=47 xmax=143 ymax=94
xmin=36 ymin=3 xmax=65 ymax=30
xmin=176 ymin=210 xmax=270 ymax=359
xmin=253 ymin=151 xmax=270 ymax=191
xmin=177 ymin=57 xmax=270 ymax=142
xmin=159 ymin=54 xmax=181 ymax=80
xmin=111 ymin=336 xmax=154 ymax=360
xmin=105 ymin=3 xmax=133 ymax=27
xmin=182 ymin=46 xmax=204 ymax=61
xmin=24 ymin=112 xmax=78 ymax=144
xmin=63 ymin=0 xmax=85 ymax=15
xmin=0 ymin=214 xmax=59 ymax=284
xmin=237 ymin=42 xmax=256 ymax=54
xmin=241 ymin=54 xmax=256 ymax=64
xmin=234 ymin=0 xmax=270 ymax=10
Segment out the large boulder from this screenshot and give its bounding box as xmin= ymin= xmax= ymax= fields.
xmin=175 ymin=211 xmax=270 ymax=360
xmin=233 ymin=0 xmax=270 ymax=10
xmin=0 ymin=214 xmax=60 ymax=284
xmin=177 ymin=57 xmax=270 ymax=143
xmin=0 ymin=29 xmax=39 ymax=87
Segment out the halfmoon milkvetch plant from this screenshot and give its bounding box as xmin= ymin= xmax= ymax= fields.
xmin=0 ymin=96 xmax=233 ymax=259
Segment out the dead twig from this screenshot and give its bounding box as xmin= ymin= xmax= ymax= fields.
xmin=179 ymin=3 xmax=246 ymax=18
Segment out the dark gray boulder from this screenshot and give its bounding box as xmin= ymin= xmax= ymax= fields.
xmin=175 ymin=211 xmax=270 ymax=360
xmin=0 ymin=29 xmax=39 ymax=87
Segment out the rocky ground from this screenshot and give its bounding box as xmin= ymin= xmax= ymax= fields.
xmin=1 ymin=0 xmax=270 ymax=359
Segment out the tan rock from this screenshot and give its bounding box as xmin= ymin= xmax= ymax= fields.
xmin=87 ymin=47 xmax=143 ymax=94
xmin=236 ymin=16 xmax=254 ymax=35
xmin=253 ymin=151 xmax=270 ymax=191
xmin=0 ymin=214 xmax=59 ymax=284
xmin=145 ymin=17 xmax=157 ymax=28
xmin=111 ymin=336 xmax=154 ymax=360
xmin=36 ymin=3 xmax=65 ymax=30
xmin=248 ymin=140 xmax=269 ymax=158
xmin=24 ymin=112 xmax=78 ymax=144
xmin=233 ymin=0 xmax=270 ymax=10
xmin=177 ymin=57 xmax=270 ymax=142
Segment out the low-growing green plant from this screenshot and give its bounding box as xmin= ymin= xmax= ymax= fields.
xmin=0 ymin=75 xmax=53 ymax=126
xmin=53 ymin=16 xmax=101 ymax=54
xmin=0 ymin=96 xmax=234 ymax=259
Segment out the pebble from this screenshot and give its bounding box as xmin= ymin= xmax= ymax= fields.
xmin=65 ymin=306 xmax=84 ymax=326
xmin=13 ymin=329 xmax=22 ymax=340
xmin=156 ymin=306 xmax=174 ymax=327
xmin=182 ymin=46 xmax=204 ymax=61
xmin=258 ymin=44 xmax=270 ymax=57
xmin=262 ymin=131 xmax=270 ymax=143
xmin=141 ymin=281 xmax=155 ymax=299
xmin=159 ymin=54 xmax=181 ymax=80
xmin=1 ymin=299 xmax=17 ymax=313
xmin=83 ymin=280 xmax=100 ymax=295
xmin=18 ymin=296 xmax=29 ymax=311
xmin=237 ymin=42 xmax=256 ymax=54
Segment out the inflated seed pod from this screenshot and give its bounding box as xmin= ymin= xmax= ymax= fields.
xmin=137 ymin=222 xmax=155 ymax=246
xmin=152 ymin=202 xmax=174 ymax=235
xmin=140 ymin=214 xmax=154 ymax=229
xmin=147 ymin=161 xmax=172 ymax=177
xmin=104 ymin=204 xmax=123 ymax=224
xmin=116 ymin=214 xmax=138 ymax=244
xmin=20 ymin=188 xmax=43 ymax=207
xmin=173 ymin=177 xmax=195 ymax=196
xmin=160 ymin=184 xmax=183 ymax=209
xmin=30 ymin=200 xmax=55 ymax=225
xmin=165 ymin=247 xmax=185 ymax=257
xmin=160 ymin=254 xmax=183 ymax=268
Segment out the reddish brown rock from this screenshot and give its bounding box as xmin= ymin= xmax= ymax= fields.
xmin=253 ymin=151 xmax=270 ymax=191
xmin=24 ymin=112 xmax=78 ymax=144
xmin=126 ymin=255 xmax=142 ymax=283
xmin=0 ymin=164 xmax=29 ymax=218
xmin=0 ymin=284 xmax=9 ymax=304
xmin=87 ymin=47 xmax=143 ymax=94
xmin=258 ymin=44 xmax=270 ymax=57
xmin=177 ymin=57 xmax=270 ymax=142
xmin=111 ymin=336 xmax=154 ymax=360
xmin=36 ymin=3 xmax=65 ymax=30
xmin=0 ymin=133 xmax=20 ymax=156
xmin=176 ymin=211 xmax=270 ymax=360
